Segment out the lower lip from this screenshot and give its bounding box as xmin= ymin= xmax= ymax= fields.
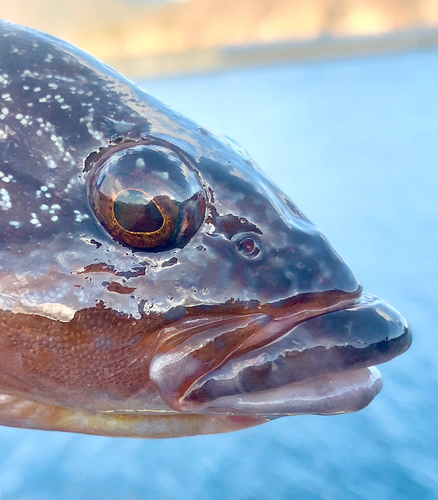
xmin=199 ymin=366 xmax=382 ymax=417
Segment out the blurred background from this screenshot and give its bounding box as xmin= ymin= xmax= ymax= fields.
xmin=2 ymin=0 xmax=438 ymax=77
xmin=1 ymin=2 xmax=437 ymax=500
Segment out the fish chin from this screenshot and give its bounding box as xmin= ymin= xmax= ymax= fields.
xmin=199 ymin=366 xmax=383 ymax=417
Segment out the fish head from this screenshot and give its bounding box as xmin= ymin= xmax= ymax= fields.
xmin=0 ymin=20 xmax=411 ymax=438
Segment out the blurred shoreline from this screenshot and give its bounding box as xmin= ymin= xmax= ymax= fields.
xmin=111 ymin=28 xmax=438 ymax=78
xmin=2 ymin=0 xmax=438 ymax=78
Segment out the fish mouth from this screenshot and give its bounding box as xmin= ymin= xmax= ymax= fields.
xmin=150 ymin=293 xmax=411 ymax=417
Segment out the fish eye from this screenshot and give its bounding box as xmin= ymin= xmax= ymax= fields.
xmin=236 ymin=236 xmax=260 ymax=258
xmin=87 ymin=144 xmax=206 ymax=251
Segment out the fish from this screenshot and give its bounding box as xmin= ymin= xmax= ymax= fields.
xmin=0 ymin=20 xmax=411 ymax=439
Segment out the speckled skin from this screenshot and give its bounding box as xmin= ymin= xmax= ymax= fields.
xmin=0 ymin=21 xmax=359 ymax=316
xmin=0 ymin=21 xmax=410 ymax=438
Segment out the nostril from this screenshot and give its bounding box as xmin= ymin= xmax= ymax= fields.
xmin=236 ymin=237 xmax=260 ymax=258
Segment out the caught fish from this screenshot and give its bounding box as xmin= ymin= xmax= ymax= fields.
xmin=0 ymin=20 xmax=411 ymax=438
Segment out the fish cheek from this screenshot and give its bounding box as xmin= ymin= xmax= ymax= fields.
xmin=0 ymin=309 xmax=162 ymax=407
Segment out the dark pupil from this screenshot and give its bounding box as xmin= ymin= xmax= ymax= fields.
xmin=114 ymin=189 xmax=164 ymax=233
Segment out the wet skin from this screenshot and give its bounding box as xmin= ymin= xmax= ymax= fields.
xmin=0 ymin=20 xmax=411 ymax=438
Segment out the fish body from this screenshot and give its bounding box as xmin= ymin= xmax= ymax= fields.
xmin=0 ymin=20 xmax=411 ymax=438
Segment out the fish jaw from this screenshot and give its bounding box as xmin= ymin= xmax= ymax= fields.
xmin=150 ymin=293 xmax=411 ymax=417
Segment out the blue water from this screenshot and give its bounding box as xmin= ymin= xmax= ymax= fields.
xmin=1 ymin=49 xmax=437 ymax=499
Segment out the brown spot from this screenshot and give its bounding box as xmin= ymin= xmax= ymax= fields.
xmin=80 ymin=263 xmax=115 ymax=274
xmin=79 ymin=263 xmax=146 ymax=279
xmin=206 ymin=206 xmax=262 ymax=239
xmin=161 ymin=257 xmax=178 ymax=268
xmin=107 ymin=281 xmax=136 ymax=294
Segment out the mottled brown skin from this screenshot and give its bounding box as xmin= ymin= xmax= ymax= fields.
xmin=0 ymin=20 xmax=410 ymax=438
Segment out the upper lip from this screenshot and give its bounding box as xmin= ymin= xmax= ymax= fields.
xmin=236 ymin=289 xmax=365 ymax=354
